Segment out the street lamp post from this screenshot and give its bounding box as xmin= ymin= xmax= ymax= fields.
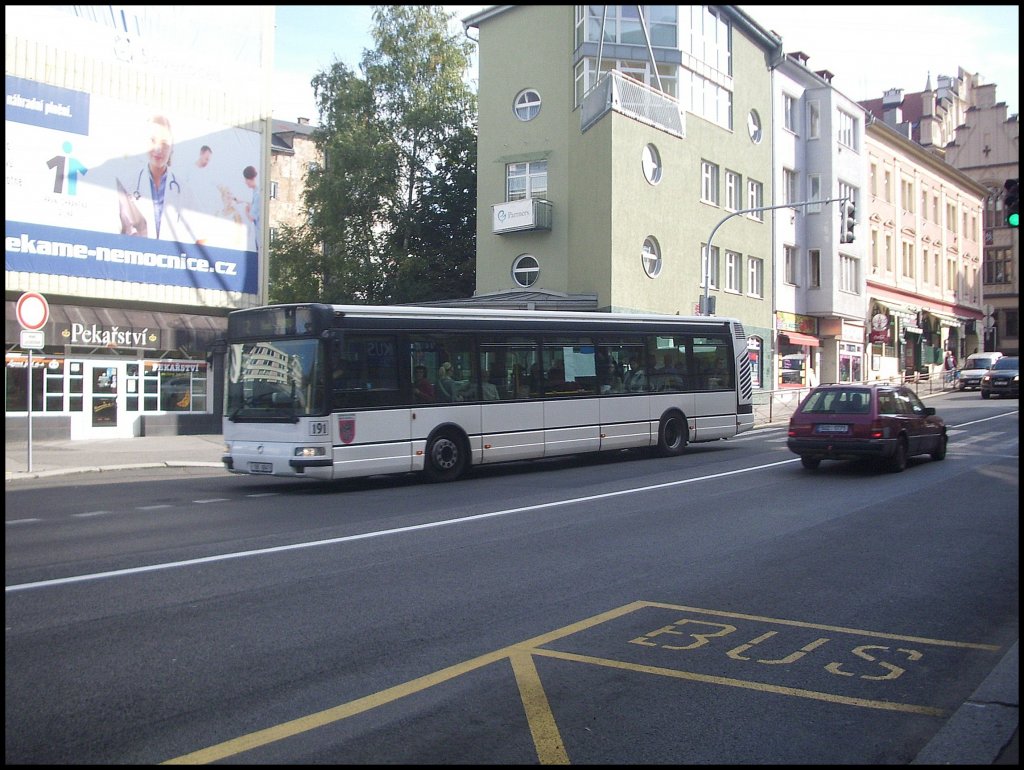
xmin=700 ymin=196 xmax=852 ymax=315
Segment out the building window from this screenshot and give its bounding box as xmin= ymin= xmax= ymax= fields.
xmin=783 ymin=244 xmax=797 ymax=285
xmin=747 ymin=256 xmax=764 ymax=298
xmin=783 ymin=168 xmax=798 ymax=206
xmin=701 ymin=244 xmax=719 ymax=289
xmin=725 ymin=250 xmax=741 ymax=292
xmin=984 ymin=247 xmax=1014 ymax=284
xmin=725 ymin=170 xmax=741 ymax=211
xmin=269 ymin=180 xmax=279 ymax=199
xmin=574 ymin=56 xmax=678 ymax=107
xmin=885 ymin=234 xmax=893 ymax=273
xmin=507 ymin=161 xmax=548 ymax=201
xmin=883 ymin=170 xmax=892 ymax=203
xmin=807 ymin=100 xmax=820 ymax=139
xmin=870 ymin=163 xmax=878 ymax=198
xmin=511 ymin=254 xmax=540 ymax=287
xmin=641 ymin=236 xmax=662 ymax=278
xmin=920 ymin=188 xmax=928 ymax=221
xmin=746 ymin=109 xmax=762 ymax=143
xmin=807 ymin=175 xmax=822 ymax=213
xmin=808 ymin=249 xmax=821 ymax=288
xmin=747 ymin=180 xmax=763 ymax=220
xmin=839 ymin=253 xmax=859 ymax=293
xmin=902 ymin=242 xmax=915 ymax=278
xmin=783 ymin=94 xmax=798 ymax=133
xmin=513 ymin=89 xmax=542 ymax=121
xmin=946 ymin=202 xmax=957 ymax=233
xmin=576 ymin=4 xmax=678 ymax=48
xmin=642 ymin=144 xmax=662 ymax=185
xmin=837 ymin=110 xmax=858 ymax=150
xmin=901 ymin=178 xmax=915 ymax=213
xmin=870 ymin=230 xmax=880 ymax=273
xmin=701 ymin=161 xmax=719 ymax=205
xmin=922 ymin=248 xmax=929 ymax=283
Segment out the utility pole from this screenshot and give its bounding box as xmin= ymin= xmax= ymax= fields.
xmin=700 ymin=196 xmax=853 ymax=315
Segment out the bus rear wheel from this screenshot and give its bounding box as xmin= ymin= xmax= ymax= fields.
xmin=657 ymin=411 xmax=688 ymax=457
xmin=424 ymin=429 xmax=467 ymax=483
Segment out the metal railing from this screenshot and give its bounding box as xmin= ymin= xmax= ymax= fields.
xmin=580 ymin=70 xmax=684 ymax=138
xmin=753 ymin=371 xmax=958 ymax=426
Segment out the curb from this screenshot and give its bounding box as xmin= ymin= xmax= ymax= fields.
xmin=912 ymin=640 xmax=1019 ymax=764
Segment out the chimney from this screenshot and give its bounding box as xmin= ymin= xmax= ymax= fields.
xmin=787 ymin=51 xmax=810 ymax=66
xmin=298 ymin=117 xmax=310 ymax=125
xmin=814 ymin=69 xmax=834 ymax=84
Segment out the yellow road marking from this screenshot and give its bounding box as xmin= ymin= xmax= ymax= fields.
xmin=510 ymin=650 xmax=569 ymax=764
xmin=530 ymin=648 xmax=949 ymax=717
xmin=162 ymin=600 xmax=996 ymax=764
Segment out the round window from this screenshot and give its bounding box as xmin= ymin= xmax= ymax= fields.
xmin=641 ymin=237 xmax=662 ymax=278
xmin=512 ymin=254 xmax=540 ymax=287
xmin=513 ymin=89 xmax=542 ymax=122
xmin=641 ymin=144 xmax=662 ymax=185
xmin=747 ymin=110 xmax=763 ymax=143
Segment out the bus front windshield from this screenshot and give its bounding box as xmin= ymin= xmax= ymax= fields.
xmin=226 ymin=339 xmax=325 ymax=420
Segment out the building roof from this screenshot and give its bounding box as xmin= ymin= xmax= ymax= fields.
xmin=411 ymin=288 xmax=600 ymax=312
xmin=271 ymin=118 xmax=317 ymax=155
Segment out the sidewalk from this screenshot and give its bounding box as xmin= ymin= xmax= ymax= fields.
xmin=4 ymin=431 xmax=1018 ymax=764
xmin=5 ymin=433 xmax=224 ymax=481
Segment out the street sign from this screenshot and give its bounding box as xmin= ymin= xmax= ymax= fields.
xmin=16 ymin=291 xmax=49 ymax=331
xmin=20 ymin=330 xmax=44 ymax=350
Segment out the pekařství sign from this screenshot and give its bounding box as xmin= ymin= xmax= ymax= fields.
xmin=61 ymin=322 xmax=160 ymax=349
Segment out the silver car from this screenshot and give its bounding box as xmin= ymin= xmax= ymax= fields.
xmin=958 ymin=352 xmax=1003 ymax=391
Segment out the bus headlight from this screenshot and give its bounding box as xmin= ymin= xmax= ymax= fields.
xmin=294 ymin=446 xmax=327 ymax=458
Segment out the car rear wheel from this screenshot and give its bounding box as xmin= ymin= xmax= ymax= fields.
xmin=931 ymin=432 xmax=947 ymax=461
xmin=800 ymin=457 xmax=821 ymax=470
xmin=888 ymin=437 xmax=908 ymax=473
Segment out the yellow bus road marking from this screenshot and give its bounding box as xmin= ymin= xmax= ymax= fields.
xmin=637 ymin=602 xmax=1002 ymax=650
xmin=529 ymin=647 xmax=948 ymax=717
xmin=161 ymin=600 xmax=999 ymax=764
xmin=510 ymin=650 xmax=570 ymax=765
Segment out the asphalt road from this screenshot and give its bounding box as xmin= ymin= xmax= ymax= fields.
xmin=5 ymin=393 xmax=1018 ymax=763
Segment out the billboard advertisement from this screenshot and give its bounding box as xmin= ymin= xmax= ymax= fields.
xmin=5 ymin=75 xmax=260 ymax=294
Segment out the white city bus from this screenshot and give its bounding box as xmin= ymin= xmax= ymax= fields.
xmin=221 ymin=303 xmax=755 ymax=482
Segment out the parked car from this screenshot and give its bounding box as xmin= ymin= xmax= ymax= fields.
xmin=958 ymin=351 xmax=1004 ymax=391
xmin=980 ymin=356 xmax=1019 ymax=399
xmin=787 ymin=383 xmax=947 ymax=473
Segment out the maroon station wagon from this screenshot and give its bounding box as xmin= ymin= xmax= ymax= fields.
xmin=787 ymin=383 xmax=947 ymax=472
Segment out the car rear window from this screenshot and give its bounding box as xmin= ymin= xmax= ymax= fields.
xmin=992 ymin=357 xmax=1018 ymax=370
xmin=800 ymin=389 xmax=871 ymax=414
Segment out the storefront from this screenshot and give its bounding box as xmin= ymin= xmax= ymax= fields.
xmin=775 ymin=312 xmax=819 ymax=388
xmin=5 ymin=300 xmax=226 ymax=439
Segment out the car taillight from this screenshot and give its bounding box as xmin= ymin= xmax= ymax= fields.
xmin=869 ymin=420 xmax=887 ymax=440
xmin=788 ymin=420 xmax=811 ymax=437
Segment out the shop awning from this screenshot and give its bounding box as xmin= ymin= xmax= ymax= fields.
xmin=5 ymin=300 xmax=227 ymax=352
xmin=927 ymin=311 xmax=961 ymax=328
xmin=779 ymin=332 xmax=819 ymax=347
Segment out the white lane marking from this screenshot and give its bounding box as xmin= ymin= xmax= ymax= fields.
xmin=7 ymin=458 xmax=799 ymax=593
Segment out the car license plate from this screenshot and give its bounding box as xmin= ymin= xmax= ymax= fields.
xmin=816 ymin=424 xmax=849 ymax=434
xmin=249 ymin=461 xmax=273 ymax=474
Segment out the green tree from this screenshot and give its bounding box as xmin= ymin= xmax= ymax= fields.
xmin=269 ymin=5 xmax=477 ymax=305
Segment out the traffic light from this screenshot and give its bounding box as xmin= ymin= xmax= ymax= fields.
xmin=839 ymin=198 xmax=856 ymax=244
xmin=1005 ymin=178 xmax=1019 ymax=228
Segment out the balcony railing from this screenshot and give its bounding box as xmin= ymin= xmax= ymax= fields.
xmin=580 ymin=70 xmax=685 ymax=138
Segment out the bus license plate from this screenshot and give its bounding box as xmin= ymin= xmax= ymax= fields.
xmin=816 ymin=424 xmax=849 ymax=434
xmin=249 ymin=462 xmax=273 ymax=474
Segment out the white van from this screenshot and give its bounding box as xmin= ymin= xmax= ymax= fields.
xmin=958 ymin=352 xmax=1004 ymax=391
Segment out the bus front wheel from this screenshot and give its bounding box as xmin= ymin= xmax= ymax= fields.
xmin=424 ymin=429 xmax=467 ymax=483
xmin=657 ymin=411 xmax=688 ymax=457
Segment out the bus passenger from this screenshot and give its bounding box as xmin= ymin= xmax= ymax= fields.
xmin=414 ymin=365 xmax=435 ymax=402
